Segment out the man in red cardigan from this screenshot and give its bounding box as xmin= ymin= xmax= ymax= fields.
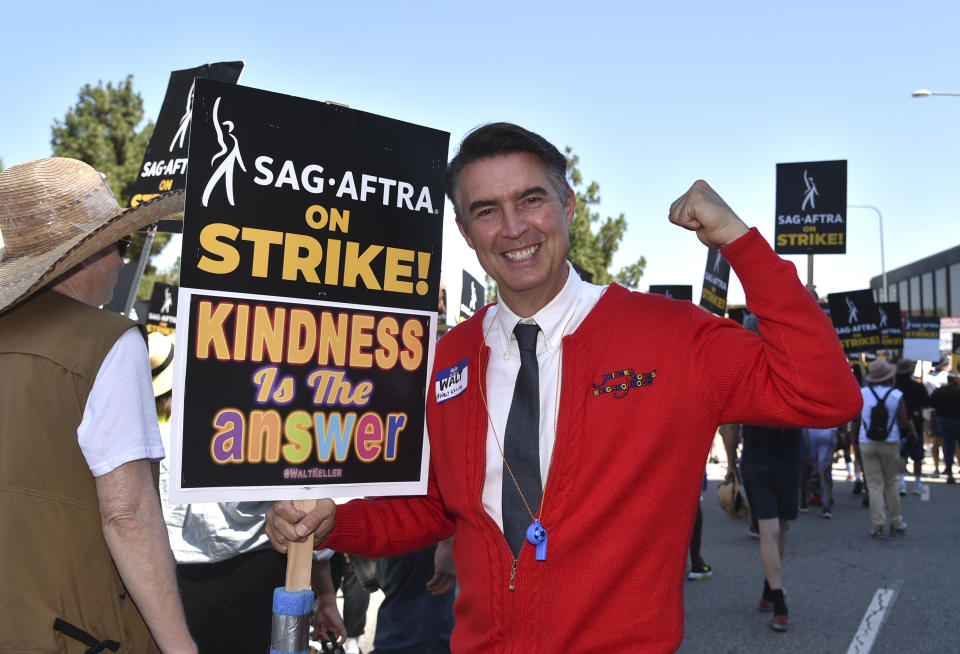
xmin=267 ymin=123 xmax=863 ymax=653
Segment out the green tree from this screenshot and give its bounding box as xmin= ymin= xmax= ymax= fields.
xmin=51 ymin=75 xmax=154 ymax=204
xmin=565 ymin=148 xmax=645 ymax=288
xmin=138 ymin=256 xmax=181 ymax=300
xmin=51 ymin=74 xmax=170 ymax=296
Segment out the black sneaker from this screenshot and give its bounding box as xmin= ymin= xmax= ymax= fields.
xmin=853 ymin=479 xmax=864 ymax=495
xmin=687 ymin=562 xmax=713 ymax=580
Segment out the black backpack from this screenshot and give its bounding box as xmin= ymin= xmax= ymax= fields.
xmin=866 ymin=386 xmax=895 ymax=441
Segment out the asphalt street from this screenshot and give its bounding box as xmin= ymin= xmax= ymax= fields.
xmin=678 ymin=460 xmax=960 ymax=653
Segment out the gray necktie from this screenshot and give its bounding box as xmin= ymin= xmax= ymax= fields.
xmin=502 ymin=322 xmax=543 ymax=557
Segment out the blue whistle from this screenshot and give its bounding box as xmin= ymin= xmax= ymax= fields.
xmin=526 ymin=520 xmax=548 ymax=561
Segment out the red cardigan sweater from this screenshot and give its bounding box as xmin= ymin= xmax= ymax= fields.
xmin=324 ymin=229 xmax=862 ymax=653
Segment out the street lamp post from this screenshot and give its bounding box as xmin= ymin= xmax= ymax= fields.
xmin=912 ymin=89 xmax=960 ymax=97
xmin=847 ymin=205 xmax=886 ymax=302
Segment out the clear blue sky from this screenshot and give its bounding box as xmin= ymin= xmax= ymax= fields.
xmin=3 ymin=0 xmax=958 ymax=311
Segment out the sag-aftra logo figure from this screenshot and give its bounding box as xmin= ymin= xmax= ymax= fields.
xmin=201 ymin=96 xmax=246 ymax=208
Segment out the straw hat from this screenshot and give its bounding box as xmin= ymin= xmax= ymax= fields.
xmin=148 ymin=331 xmax=175 ymax=397
xmin=0 ymin=157 xmax=184 ymax=313
xmin=717 ymin=473 xmax=749 ymax=521
xmin=865 ymin=359 xmax=896 ymax=384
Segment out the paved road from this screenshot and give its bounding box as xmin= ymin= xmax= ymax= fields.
xmin=332 ymin=459 xmax=960 ymax=653
xmin=678 ymin=461 xmax=960 ymax=653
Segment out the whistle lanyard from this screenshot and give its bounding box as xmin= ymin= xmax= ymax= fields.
xmin=478 ymin=309 xmax=575 ymax=561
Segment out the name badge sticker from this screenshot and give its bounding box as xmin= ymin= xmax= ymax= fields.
xmin=435 ymin=358 xmax=468 ymax=403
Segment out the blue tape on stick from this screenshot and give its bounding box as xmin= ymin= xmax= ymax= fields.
xmin=272 ymin=587 xmax=314 ymax=616
xmin=270 ymin=587 xmax=314 ymax=654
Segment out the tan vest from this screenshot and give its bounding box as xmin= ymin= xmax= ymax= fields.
xmin=0 ymin=289 xmax=159 ymax=653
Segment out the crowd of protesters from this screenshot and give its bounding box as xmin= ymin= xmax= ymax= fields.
xmin=699 ymin=349 xmax=959 ymax=637
xmin=1 ymin=126 xmax=956 ymax=653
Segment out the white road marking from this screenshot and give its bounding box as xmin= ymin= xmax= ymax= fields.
xmin=847 ymin=587 xmax=898 ymax=654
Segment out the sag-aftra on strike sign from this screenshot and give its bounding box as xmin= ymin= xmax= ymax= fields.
xmin=775 ymin=160 xmax=847 ymax=255
xmin=170 ymin=79 xmax=449 ymax=503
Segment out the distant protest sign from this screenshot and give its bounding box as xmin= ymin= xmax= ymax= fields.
xmin=648 ymin=285 xmax=692 ymax=301
xmin=903 ymin=315 xmax=941 ymax=362
xmin=878 ymin=301 xmax=903 ymax=349
xmin=941 ymin=317 xmax=960 ymax=355
xmin=145 ymin=281 xmax=178 ymax=335
xmin=827 ymin=290 xmax=880 ymax=354
xmin=129 ymin=61 xmax=244 ymax=232
xmin=459 ymin=270 xmax=485 ymax=322
xmin=775 ymin=160 xmax=847 ymax=254
xmin=170 ymin=79 xmax=449 ymax=502
xmin=699 ymin=249 xmax=730 ymax=316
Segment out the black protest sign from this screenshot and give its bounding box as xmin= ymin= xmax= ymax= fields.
xmin=903 ymin=316 xmax=940 ymax=340
xmin=903 ymin=315 xmax=941 ymax=362
xmin=459 ymin=271 xmax=485 ymax=322
xmin=181 ymin=79 xmax=446 ymax=312
xmin=648 ymin=285 xmax=693 ymax=301
xmin=827 ymin=290 xmax=880 ymax=354
xmin=130 ymin=62 xmax=243 ymax=233
xmin=699 ymin=249 xmax=730 ymax=316
xmin=177 ymin=293 xmax=429 ymax=491
xmin=145 ymin=281 xmax=178 ymax=335
xmin=878 ymin=301 xmax=903 ymax=349
xmin=171 ymin=80 xmax=448 ymax=502
xmin=775 ymin=160 xmax=847 ymax=254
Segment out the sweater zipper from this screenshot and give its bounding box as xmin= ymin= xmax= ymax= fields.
xmin=475 ymin=343 xmax=524 ymax=593
xmin=503 ymin=333 xmax=569 ymax=594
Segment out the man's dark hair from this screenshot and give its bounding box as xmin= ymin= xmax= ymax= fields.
xmin=444 ymin=122 xmax=571 ymax=220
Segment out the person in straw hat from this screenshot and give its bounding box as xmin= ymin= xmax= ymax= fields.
xmin=0 ymin=158 xmax=196 ymax=653
xmin=854 ymin=358 xmax=916 ymax=539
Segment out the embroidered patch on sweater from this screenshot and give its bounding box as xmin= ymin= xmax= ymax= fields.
xmin=435 ymin=358 xmax=468 ymax=403
xmin=591 ymin=368 xmax=656 ymax=398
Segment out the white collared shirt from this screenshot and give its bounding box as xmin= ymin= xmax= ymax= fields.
xmin=480 ymin=262 xmax=607 ymax=530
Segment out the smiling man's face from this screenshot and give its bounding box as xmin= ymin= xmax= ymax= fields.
xmin=456 ymin=152 xmax=574 ymax=318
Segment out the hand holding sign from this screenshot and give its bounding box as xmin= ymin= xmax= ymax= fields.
xmin=266 ymin=498 xmax=337 ymax=553
xmin=669 ymin=180 xmax=749 ymax=249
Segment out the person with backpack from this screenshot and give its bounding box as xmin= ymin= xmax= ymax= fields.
xmin=854 ymin=359 xmax=918 ymax=538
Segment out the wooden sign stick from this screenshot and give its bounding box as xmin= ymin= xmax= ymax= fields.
xmin=270 ymin=498 xmax=318 ymax=654
xmin=285 ymin=498 xmax=318 ymax=592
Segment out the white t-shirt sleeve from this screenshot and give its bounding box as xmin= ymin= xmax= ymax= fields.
xmin=77 ymin=327 xmax=166 ymax=477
